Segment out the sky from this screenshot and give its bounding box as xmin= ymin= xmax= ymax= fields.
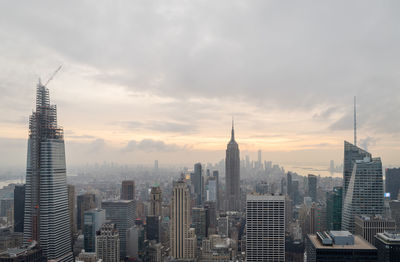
xmin=0 ymin=1 xmax=399 ymax=168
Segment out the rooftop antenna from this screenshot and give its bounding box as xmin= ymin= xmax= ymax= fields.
xmin=354 ymin=96 xmax=357 ymax=146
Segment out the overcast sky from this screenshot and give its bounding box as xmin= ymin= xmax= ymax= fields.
xmin=0 ymin=1 xmax=399 ymax=168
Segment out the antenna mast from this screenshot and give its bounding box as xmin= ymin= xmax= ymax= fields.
xmin=354 ymin=96 xmax=357 ymax=146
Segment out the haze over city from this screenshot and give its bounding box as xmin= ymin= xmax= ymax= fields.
xmin=1 ymin=1 xmax=399 ymax=168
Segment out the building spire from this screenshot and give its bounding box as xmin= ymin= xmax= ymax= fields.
xmin=231 ymin=117 xmax=235 ymax=141
xmin=354 ymin=96 xmax=357 ymax=146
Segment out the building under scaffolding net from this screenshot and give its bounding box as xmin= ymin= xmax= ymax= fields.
xmin=24 ymin=80 xmax=73 ymax=262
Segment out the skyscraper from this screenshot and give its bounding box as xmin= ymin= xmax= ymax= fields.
xmin=149 ymin=186 xmax=162 ymax=217
xmin=342 ymin=154 xmax=384 ymax=233
xmin=308 ymin=174 xmax=317 ymax=202
xmin=170 ymin=180 xmax=196 ymax=259
xmin=83 ymin=208 xmax=106 ymax=252
xmin=326 ymin=186 xmax=342 ymax=231
xmin=67 ymin=185 xmax=76 ymax=239
xmin=246 ymin=194 xmax=285 ymax=262
xmin=23 ymin=81 xmax=73 ymax=261
xmin=121 ymin=180 xmax=135 ymax=200
xmin=77 ymin=193 xmax=96 ymax=231
xmin=225 ymin=121 xmax=240 ymax=211
xmin=343 ymin=141 xmax=371 ymax=197
xmin=385 ymin=168 xmax=400 ymax=200
xmin=191 ymin=163 xmax=203 ymax=206
xmin=13 ymin=184 xmax=25 ymax=233
xmin=102 ymin=200 xmax=136 ymax=259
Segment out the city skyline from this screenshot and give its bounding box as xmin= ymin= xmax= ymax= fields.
xmin=1 ymin=1 xmax=400 ymax=168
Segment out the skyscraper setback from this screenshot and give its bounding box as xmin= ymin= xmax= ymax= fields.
xmin=225 ymin=121 xmax=240 ymax=211
xmin=23 ymin=81 xmax=73 ymax=261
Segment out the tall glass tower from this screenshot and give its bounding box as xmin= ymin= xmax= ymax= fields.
xmin=24 ymin=81 xmax=73 ymax=261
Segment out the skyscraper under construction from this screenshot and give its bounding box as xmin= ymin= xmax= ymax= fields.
xmin=23 ymin=80 xmax=73 ymax=261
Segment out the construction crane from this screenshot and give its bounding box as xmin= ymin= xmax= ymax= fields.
xmin=43 ymin=65 xmax=63 ymax=87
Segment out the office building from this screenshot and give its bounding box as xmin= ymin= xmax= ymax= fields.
xmin=77 ymin=193 xmax=96 ymax=231
xmin=67 ymin=185 xmax=76 ymax=239
xmin=145 ymin=241 xmax=162 ymax=262
xmin=102 ymin=200 xmax=135 ymax=259
xmin=225 ymin=121 xmax=240 ymax=211
xmin=386 ymin=168 xmax=400 ymax=200
xmin=0 ymin=241 xmax=45 ymax=262
xmin=121 ymin=180 xmax=135 ymax=200
xmin=255 ymin=181 xmax=268 ymax=195
xmin=170 ymin=180 xmax=196 ymax=259
xmin=212 ymin=170 xmax=219 ymax=209
xmin=308 ymin=174 xmax=317 ymax=202
xmin=192 ymin=207 xmax=207 ymax=240
xmin=13 ymin=185 xmax=25 ymax=233
xmin=204 ymin=201 xmax=217 ymax=235
xmin=0 ymin=199 xmax=13 ymax=218
xmin=191 ymin=163 xmax=203 ymax=206
xmin=76 ymin=250 xmax=98 ymax=262
xmin=307 ymin=231 xmax=377 ymax=262
xmin=326 ymin=186 xmax=342 ymax=231
xmin=287 ymin=172 xmax=293 ymax=199
xmin=83 ymin=208 xmax=105 ymax=252
xmin=146 ymin=216 xmax=160 ymax=242
xmin=23 ymin=81 xmax=72 ymax=261
xmin=0 ymin=226 xmax=23 ymax=252
xmin=149 ymin=186 xmax=162 ymax=217
xmin=96 ymin=223 xmax=120 ymax=262
xmin=342 ymin=154 xmax=384 ymax=233
xmin=375 ymin=231 xmax=400 ymax=262
xmin=246 ymin=194 xmax=285 ymax=262
xmin=355 ymin=215 xmax=395 ymax=246
xmin=310 ymin=202 xmax=326 ymax=234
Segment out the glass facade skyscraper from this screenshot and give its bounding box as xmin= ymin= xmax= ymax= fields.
xmin=23 ymin=82 xmax=73 ymax=261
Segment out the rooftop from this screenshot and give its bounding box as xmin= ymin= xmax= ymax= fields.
xmin=308 ymin=233 xmax=376 ymax=250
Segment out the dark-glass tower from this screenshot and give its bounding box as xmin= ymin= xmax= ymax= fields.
xmin=24 ymin=81 xmax=73 ymax=261
xmin=225 ymin=121 xmax=240 ymax=211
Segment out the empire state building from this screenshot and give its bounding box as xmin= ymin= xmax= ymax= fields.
xmin=225 ymin=121 xmax=240 ymax=211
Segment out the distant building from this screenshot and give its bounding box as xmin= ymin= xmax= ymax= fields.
xmin=83 ymin=208 xmax=105 ymax=252
xmin=386 ymin=168 xmax=400 ymax=200
xmin=310 ymin=202 xmax=326 ymax=234
xmin=121 ymin=180 xmax=135 ymax=201
xmin=246 ymin=194 xmax=285 ymax=262
xmin=95 ymin=223 xmax=119 ymax=262
xmin=0 ymin=226 xmax=23 ymax=252
xmin=389 ymin=200 xmax=400 ymax=229
xmin=149 ymin=186 xmax=162 ymax=217
xmin=255 ymin=181 xmax=268 ymax=195
xmin=354 ymin=215 xmax=395 ymax=246
xmin=375 ymin=231 xmax=400 ymax=262
xmin=306 ymin=231 xmax=377 ymax=262
xmin=77 ymin=193 xmax=96 ymax=231
xmin=326 ymin=186 xmax=342 ymax=231
xmin=13 ymin=185 xmax=25 ymax=233
xmin=0 ymin=241 xmax=45 ymax=262
xmin=342 ymin=153 xmax=384 ymax=233
xmin=76 ymin=250 xmax=98 ymax=262
xmin=191 ymin=163 xmax=203 ymax=206
xmin=308 ymin=174 xmax=317 ymax=202
xmin=225 ymin=121 xmax=240 ymax=211
xmin=67 ymin=185 xmax=76 ymax=239
xmin=145 ymin=241 xmax=162 ymax=262
xmin=102 ymin=200 xmax=135 ymax=259
xmin=0 ymin=199 xmax=13 ymax=218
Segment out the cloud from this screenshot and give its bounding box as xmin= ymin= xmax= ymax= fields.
xmin=123 ymin=139 xmax=182 ymax=152
xmin=119 ymin=120 xmax=197 ymax=134
xmin=359 ymin=137 xmax=378 ymax=151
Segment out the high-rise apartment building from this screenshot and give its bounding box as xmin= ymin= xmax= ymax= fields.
xmin=225 ymin=122 xmax=240 ymax=211
xmin=342 ymin=154 xmax=384 ymax=233
xmin=121 ymin=180 xmax=135 ymax=200
xmin=170 ymin=180 xmax=196 ymax=259
xmin=23 ymin=81 xmax=72 ymax=261
xmin=149 ymin=186 xmax=162 ymax=217
xmin=96 ymin=223 xmax=120 ymax=262
xmin=246 ymin=194 xmax=285 ymax=262
xmin=83 ymin=208 xmax=106 ymax=252
xmin=385 ymin=168 xmax=400 ymax=200
xmin=13 ymin=185 xmax=25 ymax=233
xmin=326 ymin=186 xmax=342 ymax=231
xmin=354 ymin=215 xmax=395 ymax=246
xmin=77 ymin=193 xmax=96 ymax=231
xmin=102 ymin=200 xmax=136 ymax=259
xmin=308 ymin=174 xmax=317 ymax=202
